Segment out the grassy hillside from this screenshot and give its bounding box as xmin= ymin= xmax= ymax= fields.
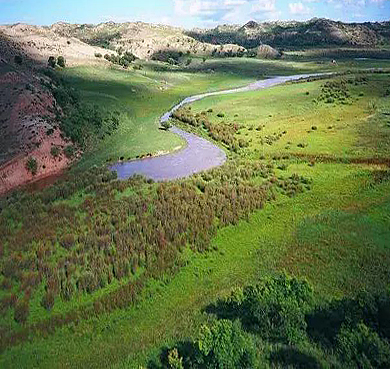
xmin=58 ymin=57 xmax=340 ymax=170
xmin=62 ymin=56 xmax=390 ymax=170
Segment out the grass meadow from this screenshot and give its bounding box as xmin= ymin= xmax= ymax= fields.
xmin=1 ymin=57 xmax=390 ymax=368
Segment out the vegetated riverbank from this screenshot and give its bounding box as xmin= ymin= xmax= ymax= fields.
xmin=1 ymin=61 xmax=390 ymax=369
xmin=4 ymin=59 xmax=385 ymax=195
xmin=110 ymin=73 xmax=327 ymax=181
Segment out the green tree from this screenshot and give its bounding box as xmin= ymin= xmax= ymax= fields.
xmin=161 ymin=121 xmax=171 ymax=131
xmin=167 ymin=348 xmax=184 ymax=369
xmin=194 ymin=320 xmax=255 ymax=369
xmin=25 ymin=157 xmax=38 ymax=175
xmin=50 ymin=146 xmax=60 ymax=158
xmin=48 ymin=56 xmax=56 ymax=68
xmin=57 ymin=56 xmax=66 ymax=68
xmin=238 ymin=274 xmax=313 ymax=344
xmin=336 ymin=323 xmax=390 ymax=369
xmin=14 ymin=55 xmax=23 ymax=65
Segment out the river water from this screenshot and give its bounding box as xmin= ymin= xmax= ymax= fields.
xmin=111 ymin=73 xmax=324 ymax=181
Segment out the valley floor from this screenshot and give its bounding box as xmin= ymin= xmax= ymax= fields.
xmin=1 ymin=57 xmax=390 ymax=368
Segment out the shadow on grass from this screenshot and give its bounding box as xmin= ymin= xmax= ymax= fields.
xmin=269 ymin=346 xmax=322 ymax=369
xmin=306 ymin=292 xmax=390 ymax=349
xmin=147 ymin=56 xmax=318 ymax=80
xmin=147 ymin=341 xmax=196 ymax=369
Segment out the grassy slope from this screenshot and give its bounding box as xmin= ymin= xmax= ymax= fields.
xmin=1 ymin=59 xmax=390 ymax=368
xmin=183 ymin=73 xmax=390 ymax=159
xmin=61 ymin=57 xmax=385 ymax=170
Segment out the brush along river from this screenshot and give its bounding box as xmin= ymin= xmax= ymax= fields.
xmin=110 ymin=73 xmax=325 ymax=181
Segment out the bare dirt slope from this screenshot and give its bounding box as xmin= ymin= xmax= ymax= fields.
xmin=0 ymin=23 xmax=110 ymax=66
xmin=0 ymin=33 xmax=81 ymax=194
xmin=50 ymin=21 xmax=247 ymax=59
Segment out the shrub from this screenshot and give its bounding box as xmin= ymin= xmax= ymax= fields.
xmin=50 ymin=146 xmax=60 ymax=158
xmin=217 ymin=113 xmax=225 ymax=118
xmin=59 ymin=100 xmax=119 ymax=146
xmin=48 ymin=56 xmax=56 ymax=68
xmin=94 ymin=53 xmax=102 ymax=58
xmin=25 ymin=157 xmax=38 ymax=175
xmin=41 ymin=290 xmax=55 ymax=310
xmin=88 ymin=31 xmax=120 ymax=48
xmin=168 ymin=57 xmax=177 ymax=65
xmin=57 ymin=56 xmax=66 ymax=68
xmin=161 ymin=121 xmax=171 ymax=131
xmin=151 ymin=50 xmax=182 ymax=64
xmin=14 ymin=55 xmax=23 ymax=65
xmin=60 ymin=234 xmax=75 ymax=249
xmin=167 ymin=348 xmax=184 ymax=369
xmin=368 ymin=100 xmax=377 ymax=112
xmin=95 ymin=51 xmax=136 ymax=67
xmin=64 ymin=145 xmax=76 ymax=159
xmin=336 ymin=323 xmax=390 ymax=368
xmin=14 ymin=298 xmax=29 ymax=323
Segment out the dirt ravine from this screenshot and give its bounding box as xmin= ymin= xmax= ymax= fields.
xmin=0 ymin=127 xmax=75 ymax=195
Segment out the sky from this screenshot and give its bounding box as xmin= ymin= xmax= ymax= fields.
xmin=0 ymin=0 xmax=389 ymax=28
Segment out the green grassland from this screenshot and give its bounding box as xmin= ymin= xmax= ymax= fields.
xmin=177 ymin=73 xmax=390 ymax=160
xmin=59 ymin=57 xmax=389 ymax=169
xmin=1 ymin=57 xmax=390 ymax=368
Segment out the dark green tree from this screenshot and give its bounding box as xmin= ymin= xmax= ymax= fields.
xmin=25 ymin=157 xmax=38 ymax=175
xmin=14 ymin=55 xmax=23 ymax=65
xmin=194 ymin=320 xmax=255 ymax=369
xmin=48 ymin=56 xmax=56 ymax=68
xmin=57 ymin=56 xmax=66 ymax=68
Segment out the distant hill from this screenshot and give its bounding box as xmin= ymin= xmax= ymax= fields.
xmin=2 ymin=18 xmax=387 ymax=67
xmin=188 ymin=18 xmax=390 ymax=49
xmin=0 ymin=21 xmax=245 ymax=61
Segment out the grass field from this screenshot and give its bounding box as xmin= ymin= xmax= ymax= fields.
xmin=60 ymin=57 xmax=389 ymax=169
xmin=1 ymin=57 xmax=390 ymax=368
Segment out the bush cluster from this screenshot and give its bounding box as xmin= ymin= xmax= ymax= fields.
xmin=48 ymin=56 xmax=66 ymax=68
xmin=25 ymin=157 xmax=38 ymax=175
xmin=315 ymin=80 xmax=351 ymax=105
xmin=104 ymin=51 xmax=137 ymax=68
xmin=172 ymin=108 xmax=249 ymax=152
xmin=150 ymin=274 xmax=390 ymax=369
xmin=0 ymin=161 xmax=312 ymax=349
xmin=151 ymin=50 xmax=183 ymax=64
xmin=52 ymin=82 xmax=120 ymax=147
xmin=86 ymin=31 xmax=121 ymax=49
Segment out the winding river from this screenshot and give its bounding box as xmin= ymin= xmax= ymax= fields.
xmin=110 ymin=73 xmax=324 ymax=181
